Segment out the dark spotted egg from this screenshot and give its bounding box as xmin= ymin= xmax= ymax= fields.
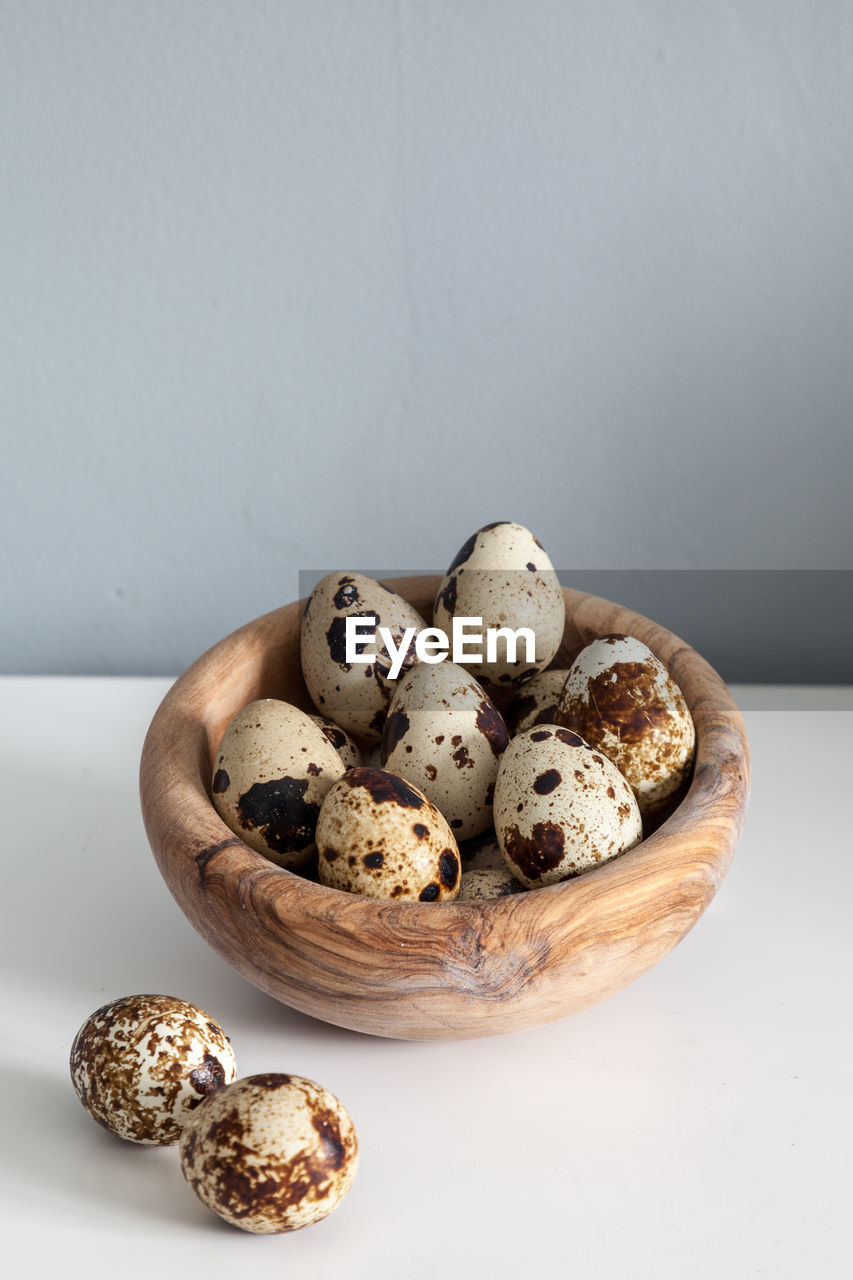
xmin=180 ymin=1073 xmax=358 ymax=1233
xmin=316 ymin=767 xmax=461 ymax=901
xmin=308 ymin=714 xmax=361 ymax=770
xmin=380 ymin=660 xmax=509 ymax=840
xmin=70 ymin=994 xmax=236 ymax=1145
xmin=556 ymin=634 xmax=695 ymax=825
xmin=212 ymin=699 xmax=345 ymax=870
xmin=505 ymin=668 xmax=570 ymax=735
xmin=458 ymin=826 xmax=506 ymax=873
xmin=457 ymin=867 xmax=524 ymax=900
xmin=433 ymin=522 xmax=565 ymax=687
xmin=300 ymin=571 xmax=427 ymax=744
xmin=494 ymin=726 xmax=642 ymax=888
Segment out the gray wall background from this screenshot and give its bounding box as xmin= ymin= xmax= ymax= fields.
xmin=2 ymin=2 xmax=851 ymax=681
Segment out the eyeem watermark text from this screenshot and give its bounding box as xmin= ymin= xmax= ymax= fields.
xmin=345 ymin=616 xmax=535 ymax=679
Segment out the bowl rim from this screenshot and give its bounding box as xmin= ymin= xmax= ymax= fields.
xmin=140 ymin=576 xmax=750 ymax=1040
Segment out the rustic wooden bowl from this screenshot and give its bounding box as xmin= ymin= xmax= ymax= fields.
xmin=139 ymin=577 xmax=749 ymax=1041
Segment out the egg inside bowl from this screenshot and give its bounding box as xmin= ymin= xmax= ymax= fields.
xmin=139 ymin=576 xmax=749 ymax=1041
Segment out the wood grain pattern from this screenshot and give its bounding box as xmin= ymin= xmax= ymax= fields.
xmin=139 ymin=578 xmax=750 ymax=1041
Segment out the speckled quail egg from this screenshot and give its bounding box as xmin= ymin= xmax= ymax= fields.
xmin=212 ymin=699 xmax=345 ymax=870
xmin=381 ymin=660 xmax=509 ymax=841
xmin=494 ymin=726 xmax=643 ymax=888
xmin=300 ymin=572 xmax=427 ymax=744
xmin=69 ymin=994 xmax=237 ymax=1145
xmin=308 ymin=714 xmax=361 ymax=770
xmin=180 ymin=1073 xmax=358 ymax=1233
xmin=505 ymin=668 xmax=570 ymax=735
xmin=458 ymin=826 xmax=506 ymax=873
xmin=457 ymin=867 xmax=524 ymax=900
xmin=316 ymin=767 xmax=461 ymax=901
xmin=556 ymin=634 xmax=695 ymax=825
xmin=433 ymin=522 xmax=565 ymax=687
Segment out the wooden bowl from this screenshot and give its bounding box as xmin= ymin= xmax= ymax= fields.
xmin=139 ymin=577 xmax=750 ymax=1041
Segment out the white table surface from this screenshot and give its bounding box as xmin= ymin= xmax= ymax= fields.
xmin=1 ymin=678 xmax=851 ymax=1280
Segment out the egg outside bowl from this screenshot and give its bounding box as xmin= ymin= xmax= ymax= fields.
xmin=139 ymin=577 xmax=750 ymax=1042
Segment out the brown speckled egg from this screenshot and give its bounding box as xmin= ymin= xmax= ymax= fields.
xmin=316 ymin=767 xmax=461 ymax=901
xmin=433 ymin=522 xmax=565 ymax=687
xmin=505 ymin=669 xmax=570 ymax=735
xmin=180 ymin=1073 xmax=358 ymax=1233
xmin=300 ymin=572 xmax=427 ymax=744
xmin=457 ymin=867 xmax=524 ymax=900
xmin=494 ymin=726 xmax=643 ymax=888
xmin=308 ymin=714 xmax=361 ymax=770
xmin=458 ymin=827 xmax=506 ymax=873
xmin=380 ymin=661 xmax=509 ymax=841
xmin=69 ymin=994 xmax=236 ymax=1145
xmin=556 ymin=634 xmax=696 ymax=825
xmin=212 ymin=699 xmax=345 ymax=870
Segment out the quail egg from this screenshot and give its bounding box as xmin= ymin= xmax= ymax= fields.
xmin=180 ymin=1073 xmax=358 ymax=1233
xmin=556 ymin=634 xmax=695 ymax=825
xmin=381 ymin=660 xmax=509 ymax=840
xmin=457 ymin=827 xmax=506 ymax=873
xmin=505 ymin=668 xmax=570 ymax=735
xmin=433 ymin=522 xmax=565 ymax=686
xmin=308 ymin=714 xmax=361 ymax=770
xmin=300 ymin=571 xmax=427 ymax=744
xmin=69 ymin=994 xmax=237 ymax=1145
xmin=494 ymin=726 xmax=642 ymax=888
xmin=316 ymin=767 xmax=461 ymax=901
xmin=457 ymin=868 xmax=524 ymax=900
xmin=212 ymin=699 xmax=345 ymax=869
